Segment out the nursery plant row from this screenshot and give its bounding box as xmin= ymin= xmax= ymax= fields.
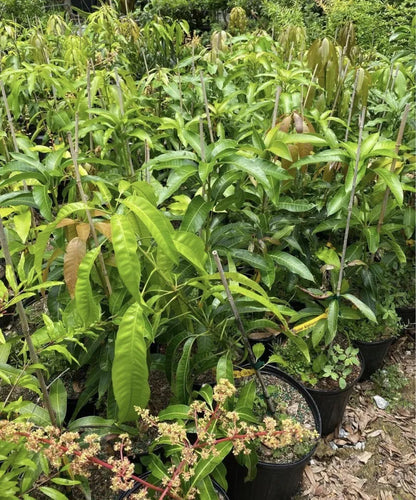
xmin=0 ymin=4 xmax=414 ymax=499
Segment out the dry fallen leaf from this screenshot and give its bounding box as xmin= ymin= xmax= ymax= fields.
xmin=358 ymin=451 xmax=373 ymax=463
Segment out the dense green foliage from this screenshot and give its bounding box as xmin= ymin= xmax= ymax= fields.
xmin=0 ymin=2 xmax=414 ymax=497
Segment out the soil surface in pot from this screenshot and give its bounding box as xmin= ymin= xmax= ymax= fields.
xmin=234 ymin=371 xmax=318 ymax=464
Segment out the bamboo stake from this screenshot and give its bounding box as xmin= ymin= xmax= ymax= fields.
xmin=344 ymin=69 xmax=360 ymax=142
xmin=200 ymin=71 xmax=214 ymax=143
xmin=86 ymin=61 xmax=94 ymax=152
xmin=67 ymin=119 xmax=112 ymax=298
xmin=114 ymin=68 xmax=134 ymax=177
xmin=271 ymin=85 xmax=282 ymax=129
xmin=212 ymin=251 xmax=276 ymax=415
xmin=336 ymin=107 xmax=366 ymax=297
xmin=0 ymin=80 xmax=19 ymax=153
xmin=0 ymin=219 xmax=56 ymax=426
xmin=376 ymin=103 xmax=411 ymax=235
xmin=144 ymin=140 xmax=150 ymax=183
xmin=303 ymin=64 xmax=318 ymax=110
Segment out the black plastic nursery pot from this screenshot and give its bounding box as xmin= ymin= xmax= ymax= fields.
xmin=396 ymin=306 xmax=416 ymax=331
xmin=225 ymin=365 xmax=321 ymax=500
xmin=117 ymin=473 xmax=229 ymax=499
xmin=306 ymin=356 xmax=364 ymax=436
xmin=353 ymin=337 xmax=394 ymax=381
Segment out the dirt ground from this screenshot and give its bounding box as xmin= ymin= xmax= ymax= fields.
xmin=297 ymin=331 xmax=415 ymax=500
xmin=88 ymin=330 xmax=415 ymax=500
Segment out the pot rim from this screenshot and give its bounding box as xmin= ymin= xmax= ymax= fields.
xmin=237 ymin=364 xmax=322 ymax=466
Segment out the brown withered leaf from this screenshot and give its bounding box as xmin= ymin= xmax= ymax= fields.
xmin=56 ymin=217 xmax=78 ymax=228
xmin=358 ymin=451 xmax=373 ymax=464
xmin=64 ymin=237 xmax=87 ymax=298
xmin=95 ymin=221 xmax=112 ymax=240
xmin=76 ymin=222 xmax=90 ymax=242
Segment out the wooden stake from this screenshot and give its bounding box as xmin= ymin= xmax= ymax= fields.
xmin=336 ymin=107 xmax=366 ymax=297
xmin=271 ymin=85 xmax=282 ymax=129
xmin=0 ymin=219 xmax=56 ymax=426
xmin=212 ymin=251 xmax=276 ymax=415
xmin=200 ymin=71 xmax=214 ymax=143
xmin=114 ymin=68 xmax=134 ymax=177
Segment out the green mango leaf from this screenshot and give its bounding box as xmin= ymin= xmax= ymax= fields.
xmin=275 ymin=201 xmax=315 ymax=212
xmin=49 ymin=379 xmax=67 ymax=427
xmin=180 ymin=196 xmax=213 ymax=233
xmin=230 ymin=249 xmax=269 ymax=272
xmin=32 ymin=185 xmax=53 ymax=221
xmin=343 ymin=294 xmax=376 ymax=322
xmin=327 ymin=187 xmax=348 ymax=216
xmin=327 ymin=300 xmax=339 ymax=340
xmin=74 ymin=246 xmax=101 ymax=326
xmin=281 ymin=133 xmax=328 ymax=146
xmin=291 ymin=149 xmax=348 ymax=169
xmin=13 ymin=210 xmax=32 ymax=243
xmin=190 ymin=442 xmax=233 ymax=488
xmin=316 ymin=247 xmax=340 ymax=269
xmin=270 ymin=251 xmax=315 ymax=282
xmin=224 ymin=155 xmax=271 ymax=187
xmin=158 ymin=404 xmax=190 ymax=421
xmin=111 ymin=214 xmax=141 ymax=301
xmin=38 ymin=487 xmax=68 ymax=500
xmin=374 ymin=167 xmax=403 ymax=206
xmin=216 ymin=354 xmax=234 ymax=384
xmin=123 ymin=196 xmax=178 ymax=265
xmin=175 ymin=336 xmax=196 ymax=403
xmin=267 ymin=141 xmax=293 ymax=161
xmin=173 ymin=231 xmax=207 ymax=274
xmin=17 ymin=403 xmax=51 ymax=426
xmin=363 ymin=227 xmax=380 ymax=254
xmin=113 ymin=303 xmax=152 ymax=422
xmin=197 ymin=476 xmax=218 ymax=500
xmin=68 ymin=416 xmax=115 ymax=431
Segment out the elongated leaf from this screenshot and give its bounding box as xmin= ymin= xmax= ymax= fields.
xmin=275 ymin=201 xmax=315 ymax=212
xmin=68 ymin=416 xmax=115 ymax=431
xmin=363 ymin=227 xmax=380 ymax=254
xmin=216 ymin=354 xmax=234 ymax=384
xmin=224 ymin=155 xmax=270 ymax=187
xmin=327 ymin=300 xmax=339 ymax=339
xmin=227 ymin=284 xmax=286 ymax=324
xmin=270 ymin=251 xmax=314 ymax=281
xmin=374 ymin=167 xmax=403 ymax=206
xmin=197 ymin=476 xmax=218 ymax=500
xmin=175 ymin=336 xmax=196 ymax=403
xmin=32 ymin=185 xmax=52 ymax=221
xmin=64 ymin=237 xmax=87 ymax=299
xmin=230 ymin=249 xmax=268 ymax=271
xmin=267 ymin=141 xmax=293 ymax=161
xmin=180 ymin=196 xmax=212 ymax=233
xmin=49 ymin=379 xmax=67 ymax=427
xmin=39 ymin=487 xmax=68 ymax=500
xmin=190 ymin=442 xmax=233 ymax=488
xmin=281 ymin=133 xmax=328 ymax=146
xmin=173 ymin=231 xmax=207 ymax=274
xmin=123 ymin=196 xmax=178 ymax=265
xmin=158 ymin=404 xmax=190 ymax=421
xmin=17 ymin=403 xmax=51 ymax=426
xmin=13 ymin=210 xmax=32 ymax=243
xmin=112 ymin=303 xmax=152 ymax=422
xmin=111 ymin=214 xmax=141 ymax=301
xmin=291 ymin=149 xmax=348 ymax=169
xmin=327 ymin=187 xmax=348 ymax=216
xmin=74 ymin=246 xmax=101 ymax=325
xmin=343 ymin=294 xmax=376 ymax=322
